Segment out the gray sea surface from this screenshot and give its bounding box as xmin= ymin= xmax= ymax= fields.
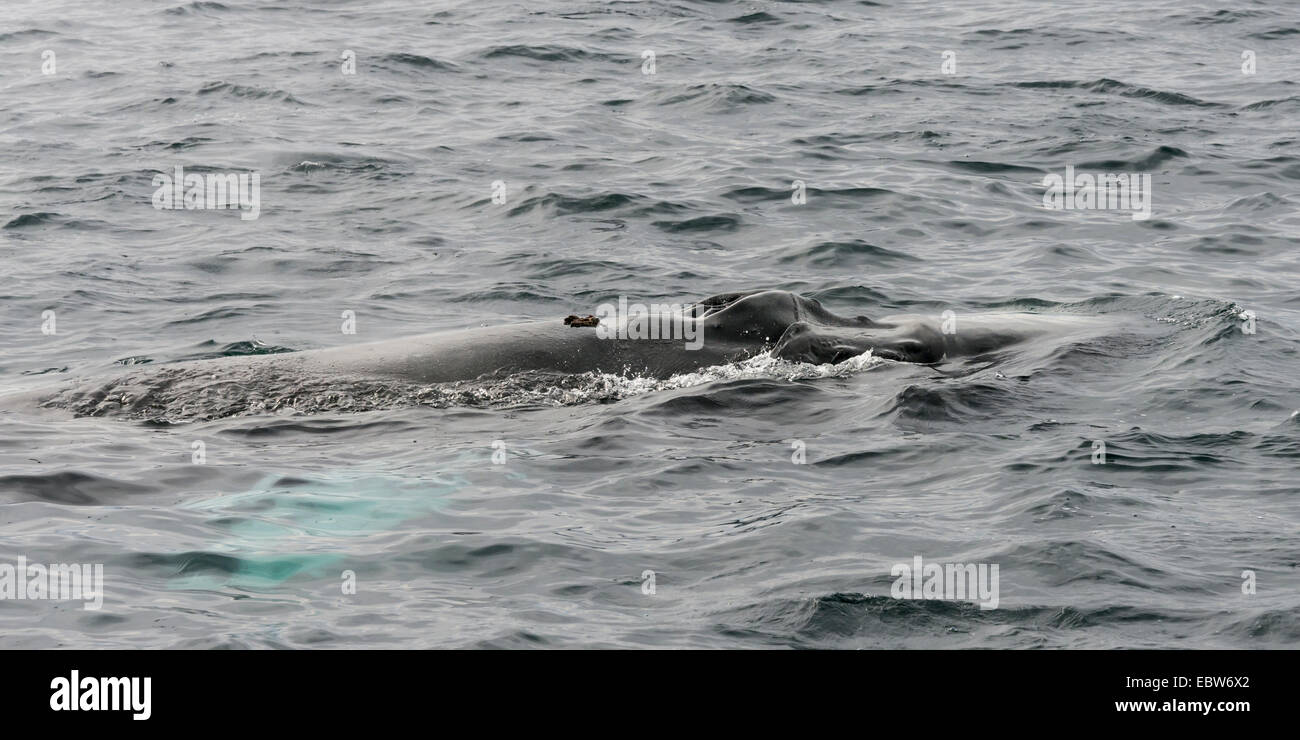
xmin=1 ymin=0 xmax=1297 ymax=648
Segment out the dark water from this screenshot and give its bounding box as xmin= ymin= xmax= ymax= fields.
xmin=1 ymin=0 xmax=1298 ymax=648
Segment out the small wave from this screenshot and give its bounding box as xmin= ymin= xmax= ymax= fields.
xmin=833 ymin=84 xmax=907 ymax=97
xmin=20 ymin=367 xmax=68 ymax=375
xmin=714 ymin=592 xmax=1016 ymax=647
xmin=729 ymin=11 xmax=781 ymax=25
xmin=177 ymin=339 xmax=297 ymax=361
xmin=379 ymin=53 xmax=459 ymax=72
xmin=197 ymin=81 xmax=307 ymax=105
xmin=1210 ymin=609 xmax=1300 ymax=643
xmin=653 ymin=82 xmax=777 ymax=110
xmin=777 ymin=239 xmax=921 ymax=268
xmin=889 ymin=382 xmax=1025 ymax=424
xmin=131 ymin=550 xmax=341 ymax=592
xmin=148 ymin=135 xmax=213 ymax=151
xmin=0 ymin=28 xmax=56 ymax=41
xmin=1183 ymin=9 xmax=1272 ymax=25
xmin=1247 ymin=28 xmax=1300 ymax=41
xmin=1012 ymin=78 xmax=1224 ymax=108
xmin=1075 ymin=144 xmax=1189 ymax=171
xmin=651 ymin=214 xmax=743 ymax=233
xmin=722 ymin=185 xmax=894 ymax=204
xmin=0 ymin=471 xmax=156 ymax=506
xmin=505 ymin=191 xmax=642 ymax=217
xmin=1223 ymin=192 xmax=1291 ymax=211
xmin=523 ymin=257 xmax=627 ymax=279
xmin=1240 ymin=96 xmax=1300 ymax=112
xmin=969 ymin=27 xmax=1037 ymax=38
xmin=3 ymin=212 xmax=62 ymax=229
xmin=162 ymin=1 xmax=232 ymax=15
xmin=480 ymin=45 xmax=611 ymax=63
xmin=942 ymin=160 xmax=1042 ymax=175
xmin=163 ymin=307 xmax=258 ymax=326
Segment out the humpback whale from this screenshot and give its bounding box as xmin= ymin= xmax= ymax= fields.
xmin=5 ymin=290 xmax=1107 ymax=419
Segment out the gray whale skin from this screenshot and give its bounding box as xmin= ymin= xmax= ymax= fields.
xmin=179 ymin=289 xmax=1093 ymax=383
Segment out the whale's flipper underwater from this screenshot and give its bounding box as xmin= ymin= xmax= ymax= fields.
xmin=4 ymin=290 xmax=1110 ymax=421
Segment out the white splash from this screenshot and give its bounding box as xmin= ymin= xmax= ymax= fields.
xmin=554 ymin=349 xmax=885 ymax=403
xmin=48 ymin=350 xmax=887 ymax=421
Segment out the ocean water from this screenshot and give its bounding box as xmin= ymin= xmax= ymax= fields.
xmin=1 ymin=0 xmax=1298 ymax=648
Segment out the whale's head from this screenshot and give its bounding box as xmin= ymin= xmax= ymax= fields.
xmin=769 ymin=321 xmax=872 ymax=364
xmin=770 ymin=320 xmax=937 ymax=364
xmin=692 ymin=290 xmax=874 ymax=346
